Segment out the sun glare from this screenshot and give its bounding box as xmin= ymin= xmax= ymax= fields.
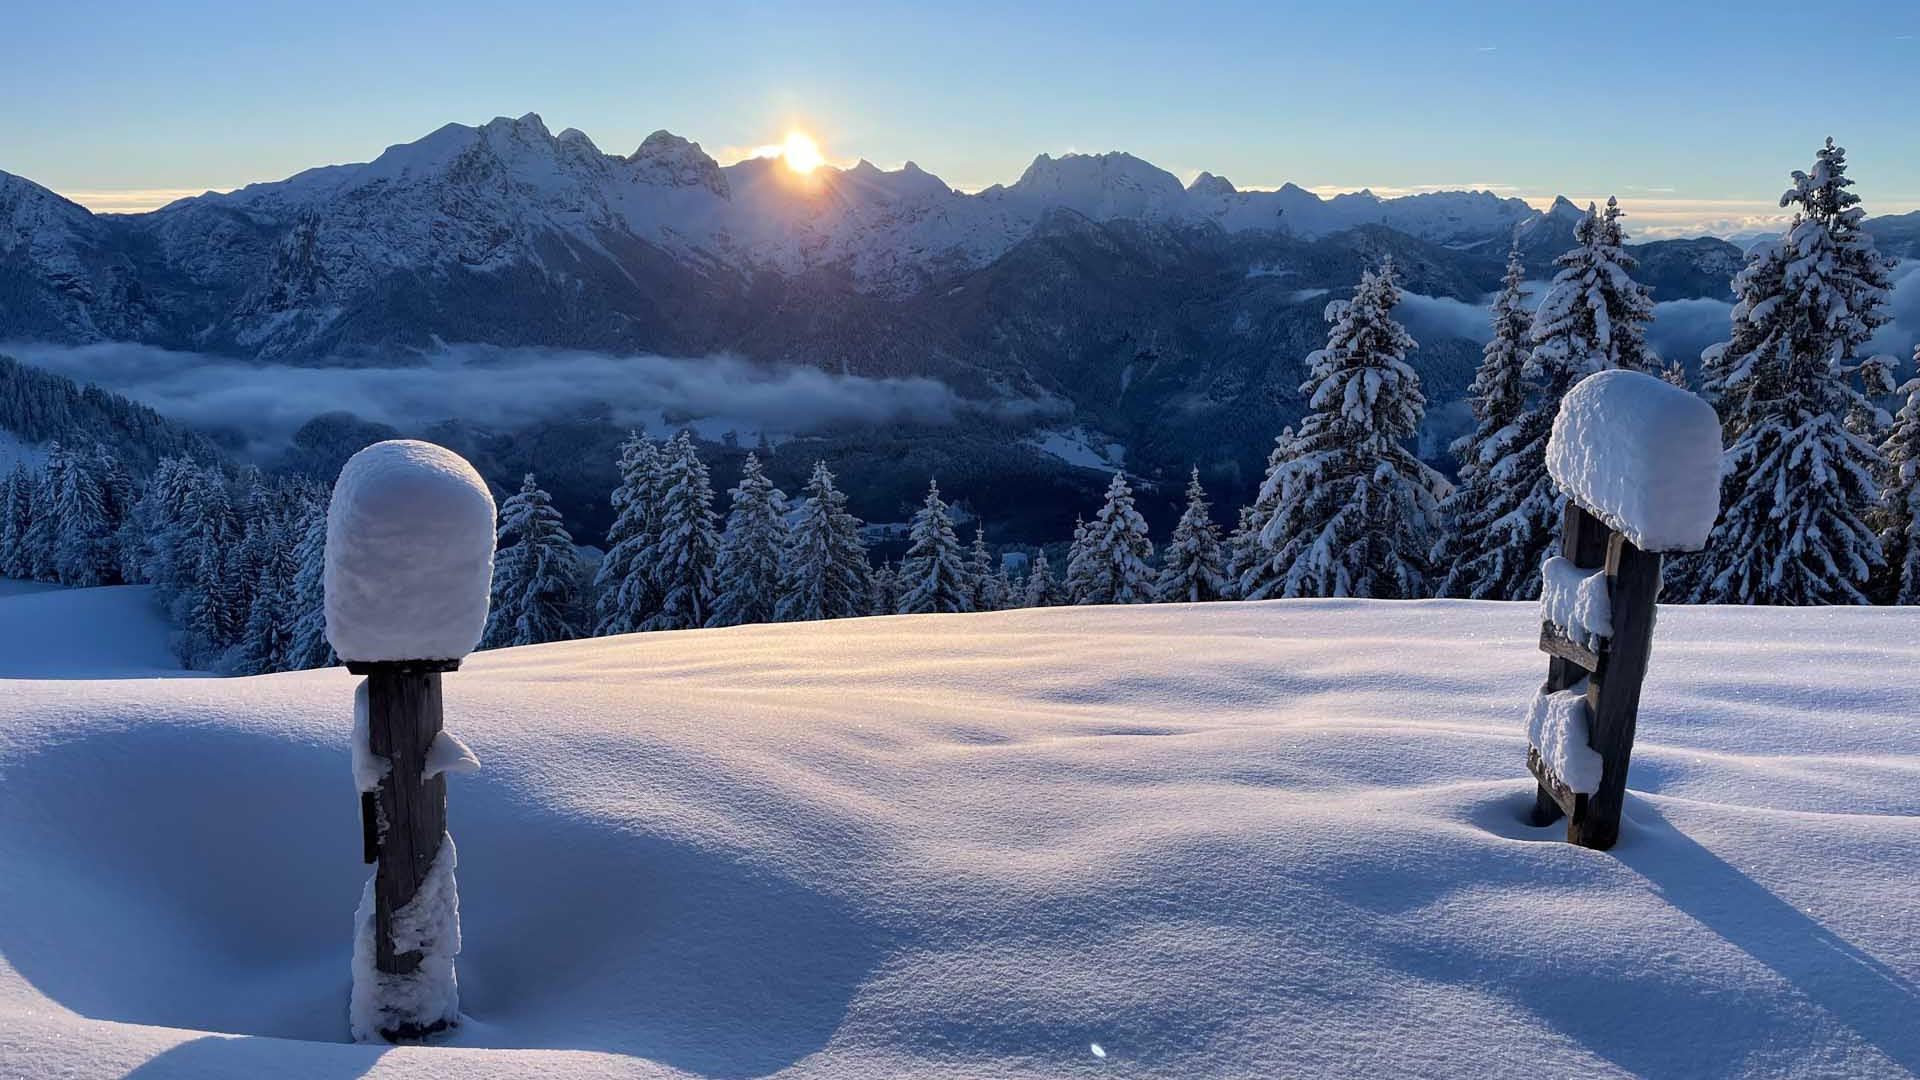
xmin=781 ymin=132 xmax=824 ymax=174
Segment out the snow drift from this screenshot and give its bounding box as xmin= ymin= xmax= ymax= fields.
xmin=0 ymin=600 xmax=1916 ymax=1078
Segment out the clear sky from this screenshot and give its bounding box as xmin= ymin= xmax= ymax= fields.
xmin=7 ymin=0 xmax=1918 ymax=233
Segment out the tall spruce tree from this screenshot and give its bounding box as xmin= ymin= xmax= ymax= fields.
xmin=966 ymin=528 xmax=999 ymax=611
xmin=708 ymin=453 xmax=790 ymax=627
xmin=1878 ymin=356 xmax=1920 ymax=604
xmin=778 ymin=462 xmax=869 ymax=622
xmin=1686 ymin=139 xmax=1895 ymax=605
xmin=1434 ymin=249 xmax=1541 ymax=598
xmin=0 ymin=464 xmax=33 ymax=579
xmin=593 ymin=433 xmax=664 ymax=636
xmin=484 ymin=473 xmax=581 ymax=648
xmin=285 ymin=501 xmax=336 ymax=670
xmin=1022 ymin=551 xmax=1061 ymax=608
xmin=1243 ymin=261 xmax=1449 ymax=599
xmin=641 ymin=433 xmax=721 ymax=632
xmin=1062 ymin=515 xmax=1092 ymax=604
xmin=229 ymin=512 xmax=299 ymax=675
xmin=896 ymin=479 xmax=971 ymax=614
xmin=1155 ymin=468 xmax=1226 ymax=603
xmin=868 ymin=560 xmax=899 ymax=617
xmin=1078 ymin=472 xmax=1154 ymax=605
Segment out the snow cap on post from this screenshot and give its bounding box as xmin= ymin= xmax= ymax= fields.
xmin=1547 ymin=370 xmax=1722 ymax=552
xmin=326 ymin=440 xmax=497 ymax=663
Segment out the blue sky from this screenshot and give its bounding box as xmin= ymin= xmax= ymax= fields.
xmin=7 ymin=0 xmax=1918 ymax=231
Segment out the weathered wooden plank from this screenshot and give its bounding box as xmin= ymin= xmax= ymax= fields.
xmin=1568 ymin=533 xmax=1662 ymax=851
xmin=1538 ymin=621 xmax=1603 ymax=673
xmin=1526 ymin=743 xmax=1581 ymax=821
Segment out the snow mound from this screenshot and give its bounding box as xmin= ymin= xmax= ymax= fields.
xmin=325 ymin=441 xmax=496 ymax=663
xmin=2 ymin=601 xmax=1917 ymax=1078
xmin=0 ymin=581 xmax=188 ymax=678
xmin=1546 ymin=369 xmax=1723 ymax=552
xmin=1525 ymin=680 xmax=1604 ymax=794
xmin=1539 ymin=556 xmax=1612 ymax=648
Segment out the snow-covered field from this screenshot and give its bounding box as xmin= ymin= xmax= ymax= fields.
xmin=0 ymin=581 xmax=184 ymax=678
xmin=1 ymin=600 xmax=1916 ymax=1078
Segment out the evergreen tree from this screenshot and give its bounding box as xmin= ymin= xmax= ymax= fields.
xmin=1532 ymin=199 xmax=1658 ymax=377
xmin=966 ymin=528 xmax=999 ymax=611
xmin=640 ymin=433 xmax=720 ymax=632
xmin=285 ymin=501 xmax=336 ymax=670
xmin=178 ymin=469 xmax=241 ymax=666
xmin=484 ymin=474 xmax=581 ymax=647
xmin=708 ymin=453 xmax=789 ymax=627
xmin=229 ymin=513 xmax=299 ymax=675
xmin=1243 ymin=261 xmax=1449 ymax=599
xmin=991 ymin=564 xmax=1016 ymax=612
xmin=22 ymin=446 xmax=64 ymax=582
xmin=1155 ymin=468 xmax=1226 ymax=603
xmin=868 ymin=560 xmax=899 ymax=617
xmin=1077 ymin=472 xmax=1155 ymax=604
xmin=1434 ymin=249 xmax=1542 ymax=598
xmin=0 ymin=464 xmax=35 ymax=580
xmin=1023 ymin=551 xmax=1060 ymax=607
xmin=1877 ymin=355 xmax=1920 ymax=604
xmin=777 ymin=461 xmax=869 ymax=622
xmin=1686 ymin=139 xmax=1894 ymax=605
xmin=1062 ymin=515 xmax=1093 ymax=604
xmin=896 ymin=479 xmax=972 ymax=614
xmin=1230 ymin=428 xmax=1298 ymax=599
xmin=593 ymin=433 xmax=664 ymax=636
xmin=1661 ymin=362 xmax=1692 ymax=391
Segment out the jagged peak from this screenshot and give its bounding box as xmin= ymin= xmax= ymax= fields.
xmin=628 ymin=129 xmax=727 ymax=197
xmin=1187 ymin=171 xmax=1236 ymax=196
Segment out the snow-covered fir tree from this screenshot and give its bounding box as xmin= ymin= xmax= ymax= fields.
xmin=1023 ymin=551 xmax=1060 ymax=607
xmin=1243 ymin=261 xmax=1450 ymax=599
xmin=777 ymin=461 xmax=869 ymax=622
xmin=1434 ymin=249 xmax=1543 ymax=598
xmin=483 ymin=473 xmax=581 ymax=648
xmin=868 ymin=560 xmax=899 ymax=616
xmin=1532 ymin=199 xmax=1658 ymax=377
xmin=641 ymin=433 xmax=721 ymax=632
xmin=707 ymin=453 xmax=789 ymax=628
xmin=896 ymin=479 xmax=972 ymax=614
xmin=0 ymin=464 xmax=33 ymax=579
xmin=1077 ymin=472 xmax=1154 ymax=605
xmin=593 ymin=433 xmax=664 ymax=636
xmin=967 ymin=528 xmax=1000 ymax=611
xmin=991 ymin=564 xmax=1016 ymax=611
xmin=1155 ymin=469 xmax=1226 ymax=603
xmin=177 ymin=467 xmax=241 ymax=667
xmin=284 ymin=502 xmax=335 ymax=670
xmin=1877 ymin=356 xmax=1920 ymax=604
xmin=1685 ymin=139 xmax=1895 ymax=605
xmin=229 ymin=510 xmax=299 ymax=675
xmin=1661 ymin=362 xmax=1692 ymax=390
xmin=1062 ymin=515 xmax=1092 ymax=604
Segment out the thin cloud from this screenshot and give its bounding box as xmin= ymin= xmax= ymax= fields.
xmin=55 ymin=188 xmax=224 ymax=214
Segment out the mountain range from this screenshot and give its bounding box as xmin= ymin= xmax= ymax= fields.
xmin=4 ymin=113 xmax=1916 ymax=542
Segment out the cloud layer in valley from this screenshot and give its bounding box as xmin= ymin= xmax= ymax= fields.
xmin=0 ymin=343 xmax=1030 ymax=459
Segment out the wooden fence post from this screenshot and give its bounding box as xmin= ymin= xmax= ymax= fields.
xmin=351 ymin=658 xmax=460 ymax=1038
xmin=1524 ymin=369 xmax=1722 ymax=852
xmin=325 ymin=440 xmax=497 ymax=1044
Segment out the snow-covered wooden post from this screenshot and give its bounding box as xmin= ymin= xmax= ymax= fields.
xmin=1526 ymin=370 xmax=1720 ymax=850
xmin=326 ymin=440 xmax=495 ymax=1042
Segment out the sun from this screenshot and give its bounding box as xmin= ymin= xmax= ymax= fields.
xmin=780 ymin=132 xmax=824 ymax=174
